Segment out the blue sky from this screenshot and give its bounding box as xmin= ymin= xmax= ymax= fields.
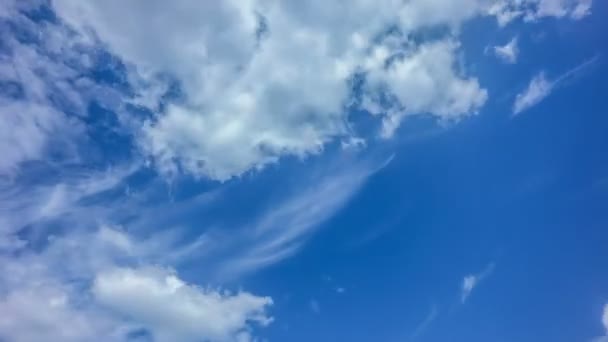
xmin=0 ymin=1 xmax=607 ymax=341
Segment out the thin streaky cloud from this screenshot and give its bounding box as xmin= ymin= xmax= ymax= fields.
xmin=553 ymin=54 xmax=601 ymax=85
xmin=513 ymin=55 xmax=601 ymax=115
xmin=410 ymin=304 xmax=439 ymax=340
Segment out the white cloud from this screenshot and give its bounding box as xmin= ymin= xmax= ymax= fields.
xmin=492 ymin=37 xmax=519 ymax=64
xmin=571 ymin=0 xmax=593 ymax=19
xmin=215 ymin=155 xmax=390 ymax=278
xmin=0 ymin=224 xmax=273 ymax=342
xmin=0 ymin=163 xmax=137 ymax=253
xmin=533 ymin=0 xmax=592 ymax=19
xmin=461 ymin=275 xmax=479 ymax=303
xmin=488 ymin=0 xmax=593 ymax=25
xmin=94 ymin=267 xmax=273 ymax=342
xmin=363 ymin=40 xmax=487 ymax=138
xmin=593 ymin=303 xmax=608 ymax=342
xmin=50 ymin=0 xmax=495 ymax=180
xmin=513 ymin=72 xmax=553 ymax=115
xmin=461 ymin=263 xmax=494 ymax=303
xmin=0 ymin=4 xmax=128 ymax=177
xmin=604 ymin=304 xmax=608 ymax=331
xmin=0 ymin=282 xmax=122 ymax=342
xmin=513 ymin=56 xmax=599 ymax=115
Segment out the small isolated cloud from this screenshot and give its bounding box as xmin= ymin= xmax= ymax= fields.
xmin=593 ymin=303 xmax=608 ymax=342
xmin=513 ymin=72 xmax=553 ymax=115
xmin=461 ymin=263 xmax=495 ymax=304
xmin=493 ymin=37 xmax=519 ymax=64
xmin=513 ymin=56 xmax=600 ymax=115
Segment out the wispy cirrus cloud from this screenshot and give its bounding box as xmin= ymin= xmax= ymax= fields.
xmin=513 ymin=55 xmax=600 ymax=115
xmin=213 ymin=154 xmax=393 ymax=279
xmin=410 ymin=304 xmax=439 ymax=340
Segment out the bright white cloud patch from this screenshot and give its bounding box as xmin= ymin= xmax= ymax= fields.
xmin=604 ymin=304 xmax=608 ymax=332
xmin=0 ymin=284 xmax=118 ymax=342
xmin=0 ymin=224 xmax=274 ymax=342
xmin=51 ymin=0 xmax=495 ymax=180
xmin=93 ymin=267 xmax=273 ymax=342
xmin=513 ymin=72 xmax=553 ymax=115
xmin=593 ymin=303 xmax=608 ymax=342
xmin=363 ymin=40 xmax=487 ymax=137
xmin=489 ymin=0 xmax=593 ymax=25
xmin=492 ymin=37 xmax=519 ymax=64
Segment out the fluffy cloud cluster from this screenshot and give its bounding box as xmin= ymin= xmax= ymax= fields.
xmin=94 ymin=267 xmax=273 ymax=342
xmin=0 ymin=226 xmax=273 ymax=342
xmin=489 ymin=0 xmax=593 ymax=26
xmin=0 ymin=0 xmax=595 ymax=180
xmin=52 ymin=0 xmax=592 ymax=181
xmin=51 ymin=0 xmax=497 ymax=181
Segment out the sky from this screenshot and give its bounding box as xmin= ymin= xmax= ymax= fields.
xmin=0 ymin=0 xmax=607 ymax=341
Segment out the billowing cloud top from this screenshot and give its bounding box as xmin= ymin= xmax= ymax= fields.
xmin=51 ymin=0 xmax=493 ymax=180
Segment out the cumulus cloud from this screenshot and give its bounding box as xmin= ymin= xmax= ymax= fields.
xmin=0 ymin=224 xmax=273 ymax=342
xmin=513 ymin=56 xmax=599 ymax=115
xmin=50 ymin=0 xmax=495 ymax=180
xmin=93 ymin=267 xmax=273 ymax=342
xmin=363 ymin=40 xmax=487 ymax=138
xmin=461 ymin=263 xmax=495 ymax=303
xmin=0 ymin=283 xmax=121 ymax=342
xmin=492 ymin=37 xmax=519 ymax=64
